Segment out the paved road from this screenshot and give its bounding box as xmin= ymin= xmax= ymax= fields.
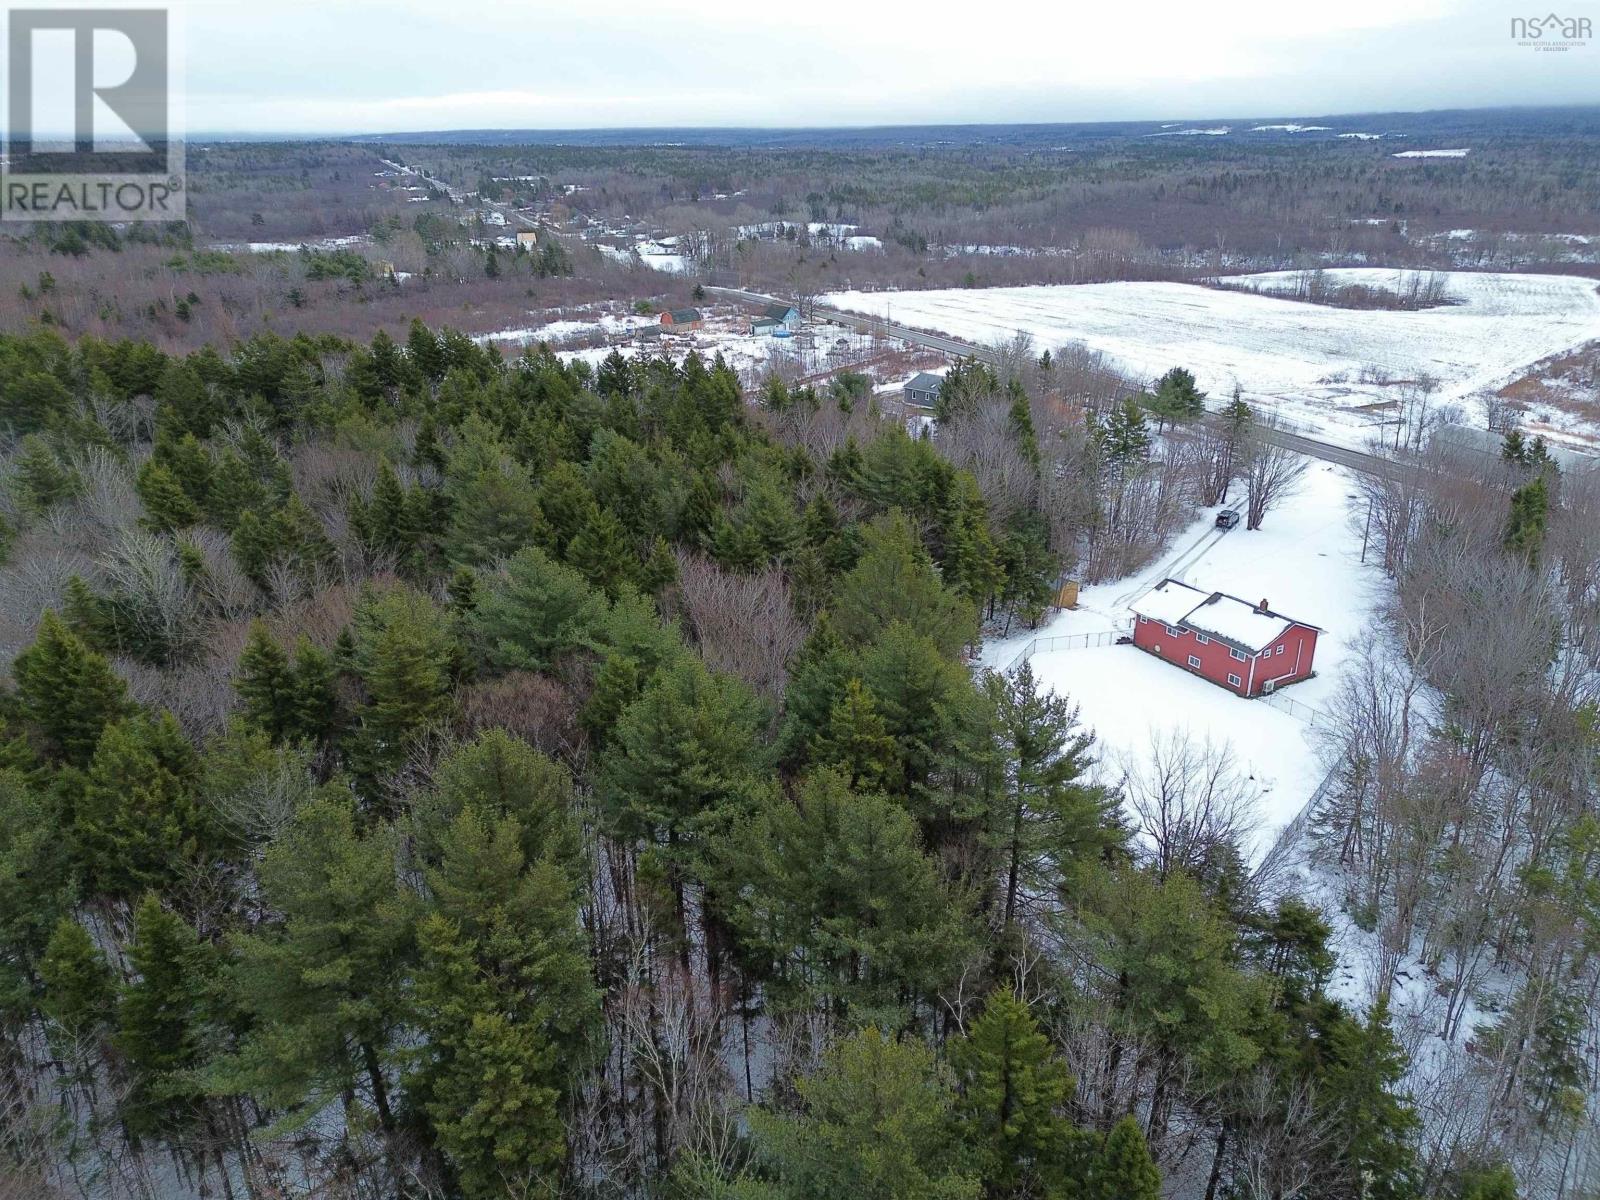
xmin=707 ymin=285 xmax=1403 ymax=481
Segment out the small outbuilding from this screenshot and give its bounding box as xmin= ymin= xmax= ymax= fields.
xmin=903 ymin=372 xmax=945 ymax=410
xmin=660 ymin=307 xmax=703 ymax=330
xmin=758 ymin=302 xmax=801 ymax=332
xmin=1129 ymin=578 xmax=1320 ymax=697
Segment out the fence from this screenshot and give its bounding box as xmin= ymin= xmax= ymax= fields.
xmin=1258 ymin=689 xmax=1326 ymax=727
xmin=997 ymin=625 xmax=1327 ymax=730
xmin=997 ymin=628 xmax=1126 ymax=674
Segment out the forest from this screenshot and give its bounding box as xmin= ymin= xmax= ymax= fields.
xmin=3 ymin=305 xmax=1590 ymax=1200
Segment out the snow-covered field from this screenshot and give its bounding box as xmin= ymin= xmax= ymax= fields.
xmin=984 ymin=464 xmax=1384 ymax=859
xmin=824 ymin=270 xmax=1600 ymax=448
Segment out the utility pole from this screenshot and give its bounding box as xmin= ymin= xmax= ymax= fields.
xmin=1360 ymin=497 xmax=1373 ymax=564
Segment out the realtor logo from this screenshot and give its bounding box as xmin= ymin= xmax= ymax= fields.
xmin=3 ymin=8 xmax=185 ymax=221
xmin=1510 ymin=12 xmax=1592 ymax=50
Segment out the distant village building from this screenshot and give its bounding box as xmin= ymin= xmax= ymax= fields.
xmin=483 ymin=211 xmax=507 ymax=227
xmin=661 ymin=307 xmax=703 ymax=330
xmin=516 ymin=230 xmax=540 ymax=249
xmin=903 ymin=372 xmax=945 ymax=410
xmin=754 ymin=303 xmax=800 ymax=333
xmin=1129 ymin=579 xmax=1320 ymax=697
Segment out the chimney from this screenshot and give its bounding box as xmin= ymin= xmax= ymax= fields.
xmin=1257 ymin=598 xmax=1270 ymax=614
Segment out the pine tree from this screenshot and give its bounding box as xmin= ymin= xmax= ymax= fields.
xmin=73 ymin=712 xmax=208 ymax=902
xmin=39 ymin=917 xmax=116 ymax=1046
xmin=809 ymin=677 xmax=899 ymax=792
xmin=1007 ymin=381 xmax=1041 ymax=470
xmin=350 ymin=585 xmax=458 ymax=780
xmin=231 ymin=793 xmax=417 ymax=1134
xmin=1319 ymin=996 xmax=1419 ymax=1200
xmin=567 ymin=505 xmax=636 ymax=597
xmin=1085 ymin=1116 xmax=1161 ymax=1200
xmin=0 ymin=771 xmax=73 ymax=1028
xmin=599 ymin=657 xmax=765 ymax=943
xmin=951 ymin=986 xmax=1077 ymax=1196
xmin=411 ymin=729 xmax=581 ymax=878
xmin=13 ymin=436 xmax=81 ymax=514
xmin=832 ymin=511 xmax=977 ymax=658
xmin=135 ymin=460 xmax=200 ymax=532
xmin=1098 ymin=397 xmax=1151 ymax=466
xmin=442 ymin=416 xmax=543 ymax=566
xmin=471 ymin=545 xmax=608 ymax=672
xmin=412 ymin=807 xmax=598 ymax=1198
xmin=235 ymin=621 xmax=296 ymax=739
xmin=985 ymin=662 xmax=1122 ymax=936
xmin=740 ymin=1028 xmax=979 ymax=1200
xmin=12 ymin=611 xmax=131 ymax=765
xmin=116 ymin=894 xmax=213 ymax=1140
xmin=711 ymin=770 xmax=973 ymax=1018
xmin=1505 ymin=477 xmax=1550 ymax=566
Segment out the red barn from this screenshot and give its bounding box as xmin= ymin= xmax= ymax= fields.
xmin=1129 ymin=578 xmax=1320 ymax=698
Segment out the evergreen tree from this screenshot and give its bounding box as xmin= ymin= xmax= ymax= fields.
xmin=39 ymin=917 xmax=116 ymax=1046
xmin=470 ymin=545 xmax=608 ymax=672
xmin=235 ymin=620 xmax=296 ymax=739
xmin=231 ymin=793 xmax=417 ymax=1135
xmin=1083 ymin=1116 xmax=1161 ymax=1200
xmin=411 ymin=729 xmax=581 ymax=878
xmin=442 ymin=416 xmax=543 ymax=566
xmin=1097 ymin=398 xmax=1151 ymax=466
xmin=13 ymin=436 xmax=81 ymax=514
xmin=349 ymin=584 xmax=458 ymax=780
xmin=1318 ymin=996 xmax=1419 ymax=1200
xmin=0 ymin=770 xmax=73 ymax=1027
xmin=599 ymin=657 xmax=765 ymax=944
xmin=832 ymin=511 xmax=977 ymax=658
xmin=738 ymin=1028 xmax=979 ymax=1200
xmin=984 ymin=662 xmax=1122 ymax=937
xmin=1505 ymin=477 xmax=1550 ymax=566
xmin=567 ymin=505 xmax=637 ymax=597
xmin=74 ymin=712 xmax=209 ymax=902
xmin=951 ymin=987 xmax=1078 ymax=1197
xmin=809 ymin=677 xmax=900 ymax=793
xmin=117 ymin=894 xmax=214 ymax=1140
xmin=412 ymin=807 xmax=599 ymax=1199
xmin=12 ymin=611 xmax=131 ymax=765
xmin=135 ymin=460 xmax=201 ymax=531
xmin=713 ymin=770 xmax=973 ymax=1019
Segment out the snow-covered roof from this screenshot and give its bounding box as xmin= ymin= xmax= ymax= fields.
xmin=1181 ymin=593 xmax=1292 ymax=653
xmin=1130 ymin=579 xmax=1211 ymax=627
xmin=1130 ymin=577 xmax=1317 ymax=654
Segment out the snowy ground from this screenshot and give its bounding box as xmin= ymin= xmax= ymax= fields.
xmin=984 ymin=464 xmax=1386 ymax=859
xmin=824 ymin=269 xmax=1600 ymax=449
xmin=473 ymin=303 xmax=904 ymax=388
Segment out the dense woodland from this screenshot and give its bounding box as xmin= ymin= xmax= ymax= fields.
xmin=0 ymin=317 xmax=1563 ymax=1200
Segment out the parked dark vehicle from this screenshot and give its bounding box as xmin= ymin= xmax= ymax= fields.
xmin=1215 ymin=509 xmax=1241 ymax=530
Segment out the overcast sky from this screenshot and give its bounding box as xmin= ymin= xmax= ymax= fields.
xmin=23 ymin=0 xmax=1600 ymax=133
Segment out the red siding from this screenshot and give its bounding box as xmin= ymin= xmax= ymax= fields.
xmin=1132 ymin=616 xmax=1318 ymax=697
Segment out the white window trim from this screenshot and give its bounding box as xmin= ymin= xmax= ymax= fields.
xmin=1229 ymin=647 xmax=1246 ymax=661
xmin=1187 ymin=654 xmax=1202 ymax=668
xmin=1166 ymin=624 xmax=1185 ymax=637
xmin=1195 ymin=633 xmax=1210 ymax=645
xmin=1227 ymin=673 xmax=1242 ymax=687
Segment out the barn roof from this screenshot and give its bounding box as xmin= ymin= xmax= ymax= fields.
xmin=1130 ymin=579 xmax=1211 ymax=627
xmin=762 ymin=302 xmax=799 ymax=320
xmin=1131 ymin=578 xmax=1319 ymax=654
xmin=1181 ymin=594 xmax=1293 ymax=653
xmin=906 ymin=371 xmax=945 ymax=391
xmin=665 ymin=307 xmax=702 ymax=323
